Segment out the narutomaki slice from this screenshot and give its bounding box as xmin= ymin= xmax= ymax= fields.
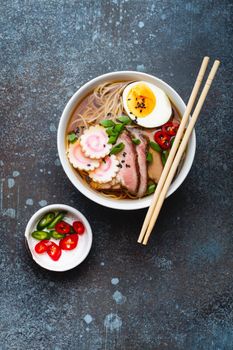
xmin=68 ymin=141 xmax=100 ymax=171
xmin=89 ymin=155 xmax=119 ymax=183
xmin=80 ymin=125 xmax=112 ymax=159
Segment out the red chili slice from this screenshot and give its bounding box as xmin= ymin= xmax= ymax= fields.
xmin=162 ymin=122 xmax=179 ymax=136
xmin=55 ymin=221 xmax=70 ymax=234
xmin=154 ymin=131 xmax=171 ymax=150
xmin=59 ymin=234 xmax=78 ymax=250
xmin=35 ymin=240 xmax=52 ymax=254
xmin=73 ymin=221 xmax=85 ymax=235
xmin=47 ymin=242 xmax=62 ymax=261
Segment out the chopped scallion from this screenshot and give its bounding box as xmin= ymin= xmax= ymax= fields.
xmin=110 ymin=142 xmax=125 ymax=155
xmin=146 ymin=152 xmax=153 ymax=163
xmin=100 ymin=120 xmax=116 ymax=128
xmin=68 ymin=132 xmax=77 ymax=143
xmin=132 ymin=138 xmax=141 ymax=145
xmin=149 ymin=141 xmax=161 ymax=152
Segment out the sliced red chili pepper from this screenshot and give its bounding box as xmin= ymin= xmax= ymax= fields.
xmin=55 ymin=221 xmax=70 ymax=235
xmin=154 ymin=131 xmax=171 ymax=150
xmin=47 ymin=242 xmax=62 ymax=261
xmin=73 ymin=221 xmax=85 ymax=235
xmin=162 ymin=122 xmax=179 ymax=136
xmin=59 ymin=234 xmax=78 ymax=250
xmin=35 ymin=240 xmax=52 ymax=254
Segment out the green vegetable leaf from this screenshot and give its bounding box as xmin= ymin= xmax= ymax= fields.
xmin=68 ymin=132 xmax=77 ymax=143
xmin=146 ymin=152 xmax=153 ymax=163
xmin=108 ymin=135 xmax=118 ymax=144
xmin=171 ymin=137 xmax=175 ymax=147
xmin=161 ymin=150 xmax=169 ymax=166
xmin=132 ymin=138 xmax=141 ymax=145
xmin=114 ymin=123 xmax=125 ymax=133
xmin=100 ymin=120 xmax=116 ymax=128
xmin=110 ymin=142 xmax=125 ymax=155
xmin=150 ymin=141 xmax=161 ymax=152
xmin=146 ymin=183 xmax=157 ymax=195
xmin=117 ymin=115 xmax=132 ymax=124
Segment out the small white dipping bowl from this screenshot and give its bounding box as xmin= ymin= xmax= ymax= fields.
xmin=25 ymin=204 xmax=93 ymax=272
xmin=58 ymin=71 xmax=196 ymax=210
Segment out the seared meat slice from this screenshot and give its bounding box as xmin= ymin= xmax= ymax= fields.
xmin=127 ymin=128 xmax=148 ymax=197
xmin=116 ymin=131 xmax=139 ymax=195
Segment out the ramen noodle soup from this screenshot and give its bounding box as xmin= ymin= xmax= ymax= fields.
xmin=66 ymin=81 xmax=182 ymax=199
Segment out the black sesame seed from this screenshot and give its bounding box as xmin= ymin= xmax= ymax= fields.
xmin=121 ymin=160 xmax=125 ymax=163
xmin=126 ymin=164 xmax=131 ymax=168
xmin=87 ymin=164 xmax=91 ymax=167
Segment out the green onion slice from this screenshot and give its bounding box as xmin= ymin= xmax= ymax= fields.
xmin=117 ymin=115 xmax=132 ymax=124
xmin=100 ymin=120 xmax=116 ymax=128
xmin=68 ymin=132 xmax=77 ymax=143
xmin=146 ymin=152 xmax=153 ymax=163
xmin=110 ymin=142 xmax=125 ymax=155
xmin=146 ymin=183 xmax=157 ymax=195
xmin=132 ymin=138 xmax=141 ymax=145
xmin=149 ymin=141 xmax=161 ymax=152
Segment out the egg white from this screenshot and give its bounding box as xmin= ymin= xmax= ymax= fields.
xmin=122 ymin=81 xmax=172 ymax=128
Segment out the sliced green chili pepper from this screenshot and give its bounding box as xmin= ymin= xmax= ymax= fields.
xmin=150 ymin=141 xmax=162 ymax=153
xmin=51 ymin=230 xmax=65 ymax=239
xmin=110 ymin=142 xmax=125 ymax=155
xmin=47 ymin=211 xmax=67 ymax=229
xmin=31 ymin=230 xmax=51 ymax=240
xmin=37 ymin=212 xmax=55 ymax=230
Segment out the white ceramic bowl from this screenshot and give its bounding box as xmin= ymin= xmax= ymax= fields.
xmin=58 ymin=71 xmax=196 ymax=210
xmin=25 ymin=204 xmax=93 ymax=272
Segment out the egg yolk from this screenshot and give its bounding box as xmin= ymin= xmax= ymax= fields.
xmin=126 ymin=83 xmax=156 ymax=118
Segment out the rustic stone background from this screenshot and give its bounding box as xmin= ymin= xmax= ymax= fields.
xmin=1 ymin=1 xmax=233 ymax=349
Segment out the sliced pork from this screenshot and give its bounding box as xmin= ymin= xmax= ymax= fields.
xmin=116 ymin=131 xmax=139 ymax=195
xmin=127 ymin=128 xmax=148 ymax=197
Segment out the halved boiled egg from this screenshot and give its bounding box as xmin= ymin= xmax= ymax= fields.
xmin=122 ymin=81 xmax=172 ymax=128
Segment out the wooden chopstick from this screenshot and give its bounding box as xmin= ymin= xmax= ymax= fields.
xmin=142 ymin=60 xmax=220 ymax=245
xmin=137 ymin=56 xmax=210 ymax=244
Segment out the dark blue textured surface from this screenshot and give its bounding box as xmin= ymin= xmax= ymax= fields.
xmin=1 ymin=1 xmax=233 ymax=349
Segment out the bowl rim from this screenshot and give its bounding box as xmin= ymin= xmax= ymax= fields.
xmin=57 ymin=71 xmax=196 ymax=210
xmin=24 ymin=204 xmax=93 ymax=272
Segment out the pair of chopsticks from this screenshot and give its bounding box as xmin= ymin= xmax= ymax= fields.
xmin=138 ymin=57 xmax=220 ymax=245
